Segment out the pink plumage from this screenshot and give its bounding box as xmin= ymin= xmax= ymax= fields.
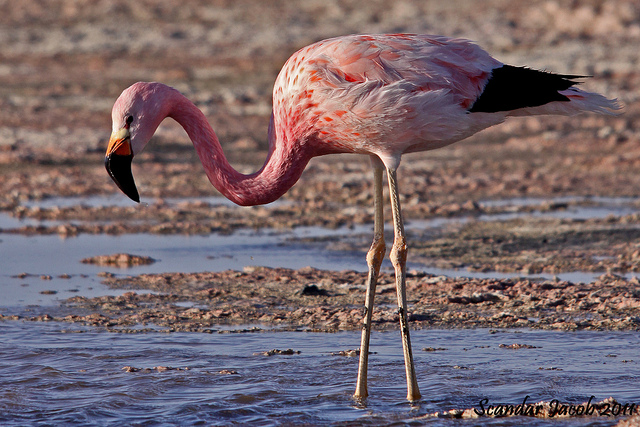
xmin=105 ymin=33 xmax=620 ymax=401
xmin=108 ymin=34 xmax=619 ymax=204
xmin=272 ymin=34 xmax=618 ymax=169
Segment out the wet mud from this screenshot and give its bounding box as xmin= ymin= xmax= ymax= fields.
xmin=5 ymin=266 xmax=638 ymax=334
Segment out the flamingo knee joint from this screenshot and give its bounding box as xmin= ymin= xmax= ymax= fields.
xmin=390 ymin=240 xmax=407 ymax=268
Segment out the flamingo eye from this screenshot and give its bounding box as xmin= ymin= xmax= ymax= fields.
xmin=125 ymin=115 xmax=134 ymax=127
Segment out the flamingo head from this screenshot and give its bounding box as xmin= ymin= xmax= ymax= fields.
xmin=105 ymin=82 xmax=170 ymax=203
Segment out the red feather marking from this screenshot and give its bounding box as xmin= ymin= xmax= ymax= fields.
xmin=343 ymin=73 xmax=361 ymax=83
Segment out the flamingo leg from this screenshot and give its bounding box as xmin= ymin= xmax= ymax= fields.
xmin=354 ymin=162 xmax=386 ymax=399
xmin=387 ymin=167 xmax=421 ymax=401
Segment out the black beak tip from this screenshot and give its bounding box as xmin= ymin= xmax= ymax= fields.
xmin=105 ymin=154 xmax=140 ymax=203
xmin=129 ymin=190 xmax=141 ymax=204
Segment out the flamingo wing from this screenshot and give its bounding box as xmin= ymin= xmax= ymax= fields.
xmin=274 ymin=35 xmax=504 ymax=164
xmin=273 ymin=34 xmax=619 ymax=168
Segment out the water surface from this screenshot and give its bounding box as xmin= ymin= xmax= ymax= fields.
xmin=1 ymin=195 xmax=639 ymax=425
xmin=4 ymin=195 xmax=639 ymax=309
xmin=0 ymin=323 xmax=637 ymax=426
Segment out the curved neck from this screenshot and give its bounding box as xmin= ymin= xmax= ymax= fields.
xmin=166 ymin=90 xmax=312 ymax=206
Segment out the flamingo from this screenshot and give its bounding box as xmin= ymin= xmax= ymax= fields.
xmin=105 ymin=34 xmax=620 ymax=401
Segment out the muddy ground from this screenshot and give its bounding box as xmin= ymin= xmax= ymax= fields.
xmin=8 ymin=266 xmax=635 ymax=334
xmin=2 ymin=0 xmax=640 ymax=338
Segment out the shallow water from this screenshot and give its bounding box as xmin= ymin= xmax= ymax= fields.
xmin=0 ymin=225 xmax=626 ymax=310
xmin=0 ymin=229 xmax=370 ymax=309
xmin=1 ymin=196 xmax=639 ymax=424
xmin=0 ymin=322 xmax=638 ymax=426
xmin=3 ymin=195 xmax=639 ymax=310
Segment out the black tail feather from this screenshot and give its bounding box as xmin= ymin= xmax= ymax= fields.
xmin=469 ymin=65 xmax=585 ymax=113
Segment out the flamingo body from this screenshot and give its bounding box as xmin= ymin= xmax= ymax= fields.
xmin=274 ymin=35 xmax=501 ymax=168
xmin=109 ymin=34 xmax=618 ymax=205
xmin=105 ymin=34 xmax=620 ymax=401
xmin=272 ymin=34 xmax=616 ymax=169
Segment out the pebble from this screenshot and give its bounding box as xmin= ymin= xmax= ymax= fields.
xmin=254 ymin=349 xmax=301 ymax=356
xmin=82 ymin=253 xmax=155 ymax=267
xmin=498 ymin=343 xmax=540 ymax=349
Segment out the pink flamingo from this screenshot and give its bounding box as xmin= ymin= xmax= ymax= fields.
xmin=105 ymin=34 xmax=620 ymax=401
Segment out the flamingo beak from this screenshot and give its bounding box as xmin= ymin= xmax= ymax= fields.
xmin=105 ymin=127 xmax=140 ymax=203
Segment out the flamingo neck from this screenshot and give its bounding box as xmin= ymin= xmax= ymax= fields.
xmin=167 ymin=90 xmax=312 ymax=206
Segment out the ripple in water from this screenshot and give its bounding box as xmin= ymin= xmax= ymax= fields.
xmin=0 ymin=321 xmax=638 ymax=425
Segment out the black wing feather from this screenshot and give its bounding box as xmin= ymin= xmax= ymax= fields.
xmin=469 ymin=65 xmax=584 ymax=113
